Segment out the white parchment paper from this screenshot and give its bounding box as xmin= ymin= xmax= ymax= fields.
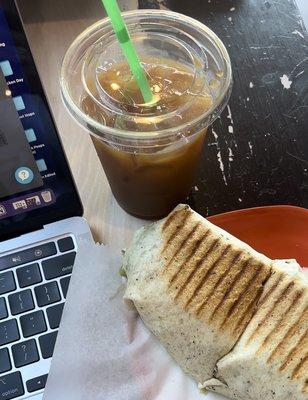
xmin=43 ymin=242 xmax=225 ymax=400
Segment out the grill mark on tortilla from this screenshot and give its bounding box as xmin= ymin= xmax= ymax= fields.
xmin=233 ymin=283 xmax=265 ymax=337
xmin=163 ymin=232 xmax=206 ymax=277
xmin=267 ymin=307 xmax=308 ymax=364
xmin=258 ymin=272 xmax=283 ymax=307
xmin=279 ymin=330 xmax=307 ymax=372
xmin=220 ymin=263 xmax=262 ymax=328
xmin=181 ymin=238 xmax=220 ymax=308
xmin=303 ymin=379 xmax=308 ymax=393
xmin=170 ymin=231 xmax=210 ymax=289
xmin=256 ymin=289 xmax=305 ymax=355
xmin=162 ymin=208 xmax=183 ymax=232
xmin=162 ymin=209 xmax=191 ymax=254
xmin=246 ymin=281 xmax=295 ymax=346
xmin=194 ymin=245 xmax=238 ymax=316
xmin=207 ymin=253 xmax=243 ymax=322
xmin=291 ymin=353 xmax=308 ymax=380
xmin=184 ymin=245 xmax=230 ymax=310
xmin=167 ymin=221 xmax=202 ymax=286
xmin=173 ymin=233 xmax=217 ymax=300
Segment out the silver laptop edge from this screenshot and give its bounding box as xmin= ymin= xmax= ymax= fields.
xmin=0 ymin=217 xmax=93 ymax=400
xmin=0 ymin=217 xmax=93 ymax=255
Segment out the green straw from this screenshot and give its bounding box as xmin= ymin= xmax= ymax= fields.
xmin=101 ymin=0 xmax=153 ymax=103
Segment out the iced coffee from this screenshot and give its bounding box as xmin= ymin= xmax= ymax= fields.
xmin=61 ymin=10 xmax=232 ymax=218
xmin=81 ymin=60 xmax=212 ymax=218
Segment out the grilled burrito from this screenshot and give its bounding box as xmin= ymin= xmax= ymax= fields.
xmin=123 ymin=204 xmax=307 ymax=399
xmin=123 ymin=204 xmax=274 ymax=383
xmin=204 ymin=262 xmax=308 ymax=399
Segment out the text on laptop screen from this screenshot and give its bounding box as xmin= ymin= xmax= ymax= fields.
xmin=0 ymin=3 xmax=76 ymax=222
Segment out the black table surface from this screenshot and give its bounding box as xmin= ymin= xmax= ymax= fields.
xmin=139 ymin=0 xmax=308 ymax=217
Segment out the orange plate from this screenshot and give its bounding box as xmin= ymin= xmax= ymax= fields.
xmin=208 ymin=205 xmax=308 ymax=267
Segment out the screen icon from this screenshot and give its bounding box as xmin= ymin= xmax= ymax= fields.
xmin=12 ymin=200 xmax=27 ymax=210
xmin=15 ymin=167 xmax=34 ymax=184
xmin=41 ymin=190 xmax=52 ymax=203
xmin=0 ymin=60 xmax=13 ymax=77
xmin=12 ymin=96 xmax=25 ymax=111
xmin=26 ymin=195 xmax=41 ymax=207
xmin=24 ymin=128 xmax=37 ymax=143
xmin=0 ymin=205 xmax=7 ymax=216
xmin=36 ymin=159 xmax=47 ymax=172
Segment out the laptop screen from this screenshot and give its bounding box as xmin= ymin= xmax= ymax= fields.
xmin=0 ymin=0 xmax=82 ymax=240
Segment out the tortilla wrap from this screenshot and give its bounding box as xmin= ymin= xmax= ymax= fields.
xmin=204 ymin=262 xmax=308 ymax=399
xmin=123 ymin=204 xmax=273 ymax=383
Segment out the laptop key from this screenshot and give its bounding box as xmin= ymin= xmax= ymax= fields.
xmin=60 ymin=276 xmax=71 ymax=298
xmin=39 ymin=331 xmax=58 ymax=359
xmin=20 ymin=310 xmax=47 ymax=338
xmin=0 ymin=372 xmax=24 ymax=399
xmin=0 ymin=242 xmax=57 ymax=271
xmin=26 ymin=373 xmax=48 ymax=393
xmin=42 ymin=252 xmax=76 ymax=280
xmin=0 ymin=319 xmax=20 ymax=345
xmin=47 ymin=303 xmax=64 ymax=329
xmin=0 ymin=297 xmax=8 ymax=320
xmin=0 ymin=348 xmax=11 ymax=373
xmin=12 ymin=339 xmax=39 ymax=367
xmin=35 ymin=281 xmax=61 ymax=307
xmin=58 ymin=237 xmax=75 ymax=253
xmin=0 ymin=271 xmax=16 ymax=295
xmin=8 ymin=289 xmax=34 ymax=315
xmin=16 ymin=263 xmax=42 ymax=288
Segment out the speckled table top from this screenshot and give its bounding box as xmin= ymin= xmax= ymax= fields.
xmin=140 ymin=0 xmax=308 ymax=216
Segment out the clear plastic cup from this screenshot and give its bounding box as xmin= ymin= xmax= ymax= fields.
xmin=60 ymin=10 xmax=232 ymax=219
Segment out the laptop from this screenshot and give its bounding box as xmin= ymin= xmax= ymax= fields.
xmin=0 ymin=1 xmax=93 ymax=399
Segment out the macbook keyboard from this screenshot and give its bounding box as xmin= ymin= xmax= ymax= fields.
xmin=0 ymin=235 xmax=75 ymax=399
